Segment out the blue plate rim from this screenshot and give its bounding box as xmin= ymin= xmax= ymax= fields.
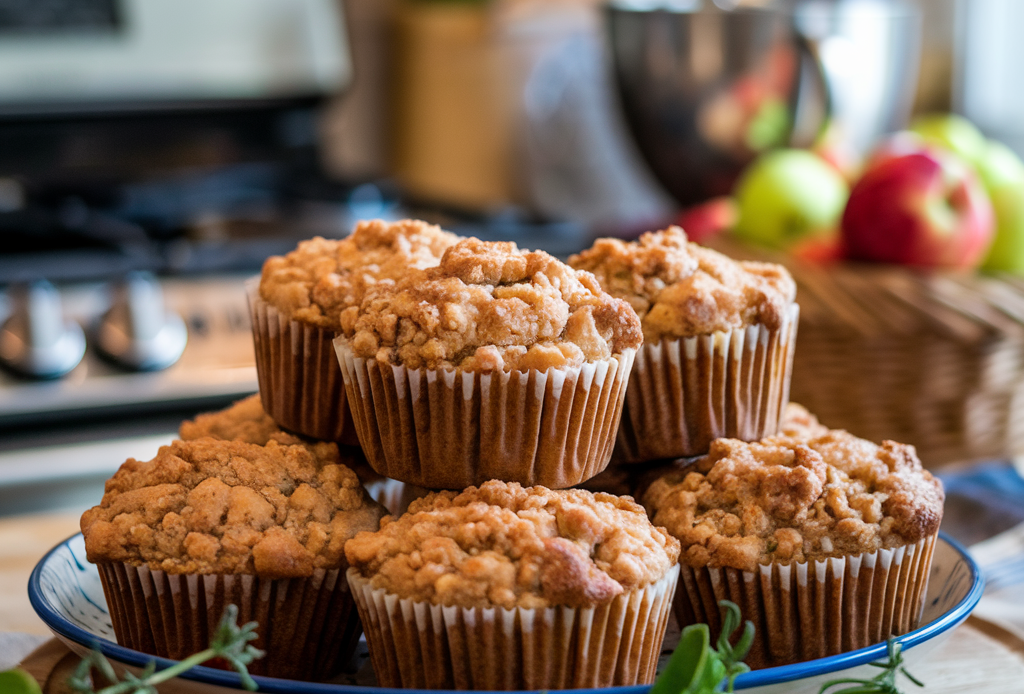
xmin=28 ymin=531 xmax=983 ymax=693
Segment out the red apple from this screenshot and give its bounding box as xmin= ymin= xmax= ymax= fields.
xmin=677 ymin=196 xmax=737 ymax=244
xmin=841 ymin=149 xmax=995 ymax=269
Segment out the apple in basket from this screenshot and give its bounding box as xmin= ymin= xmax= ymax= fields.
xmin=841 ymin=146 xmax=995 ymax=269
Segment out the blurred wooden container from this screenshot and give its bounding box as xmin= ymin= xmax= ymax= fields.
xmin=391 ymin=2 xmax=515 ymax=209
xmin=713 ymin=238 xmax=1024 ymax=467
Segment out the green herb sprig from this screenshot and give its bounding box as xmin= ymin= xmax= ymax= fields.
xmin=66 ymin=604 xmax=264 ymax=694
xmin=819 ymin=637 xmax=924 ymax=694
xmin=651 ymin=599 xmax=755 ymax=694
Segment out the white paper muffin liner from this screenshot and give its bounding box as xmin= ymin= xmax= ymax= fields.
xmin=616 ymin=303 xmax=799 ymax=463
xmin=673 ymin=533 xmax=937 ymax=669
xmin=363 ymin=476 xmax=430 ymax=517
xmin=96 ymin=561 xmax=361 ymax=681
xmin=335 ymin=339 xmax=635 ymax=489
xmin=347 ymin=564 xmax=679 ymax=689
xmin=246 ymin=278 xmax=357 ymax=444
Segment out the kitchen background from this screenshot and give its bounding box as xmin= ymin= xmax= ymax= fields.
xmin=0 ymin=0 xmax=1021 ymax=535
xmin=6 ymin=0 xmax=1024 ymax=680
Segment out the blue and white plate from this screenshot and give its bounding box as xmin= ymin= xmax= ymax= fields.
xmin=29 ymin=532 xmax=982 ymax=694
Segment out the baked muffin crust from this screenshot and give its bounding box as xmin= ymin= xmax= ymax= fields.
xmin=569 ymin=226 xmax=795 ymax=341
xmin=259 ymin=219 xmax=459 ymax=329
xmin=340 ymin=238 xmax=643 ymax=371
xmin=643 ymin=429 xmax=943 ymax=573
xmin=345 ymin=480 xmax=680 ymax=609
xmin=82 ymin=439 xmax=386 ymax=578
xmin=180 ymin=394 xmax=308 ymax=447
xmin=777 ymin=402 xmax=831 ymax=441
xmin=178 ymin=394 xmax=358 ymax=468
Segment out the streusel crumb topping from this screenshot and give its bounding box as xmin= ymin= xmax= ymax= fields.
xmin=259 ymin=219 xmax=459 ymax=329
xmin=179 ymin=394 xmax=365 ymax=475
xmin=643 ymin=429 xmax=943 ymax=572
xmin=345 ymin=480 xmax=680 ymax=609
xmin=777 ymin=402 xmax=830 ymax=441
xmin=340 ymin=238 xmax=643 ymax=371
xmin=180 ymin=394 xmax=307 ymax=447
xmin=81 ymin=439 xmax=385 ymax=578
xmin=569 ymin=226 xmax=795 ymax=340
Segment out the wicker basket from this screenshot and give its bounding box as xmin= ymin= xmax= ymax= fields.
xmin=710 ymin=238 xmax=1024 ymax=467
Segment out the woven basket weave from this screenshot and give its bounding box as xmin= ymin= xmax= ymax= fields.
xmin=710 ymin=238 xmax=1024 ymax=467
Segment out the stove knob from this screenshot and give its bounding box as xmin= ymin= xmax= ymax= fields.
xmin=94 ymin=272 xmax=187 ymax=371
xmin=0 ymin=280 xmax=86 ymax=379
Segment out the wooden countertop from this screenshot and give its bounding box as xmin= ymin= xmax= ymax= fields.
xmin=0 ymin=511 xmax=81 ymax=636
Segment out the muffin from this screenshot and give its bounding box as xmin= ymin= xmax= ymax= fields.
xmin=642 ymin=425 xmax=944 ymax=668
xmin=344 ymin=480 xmax=681 ymax=689
xmin=570 ymin=226 xmax=799 ymax=462
xmin=250 ymin=219 xmax=459 ymax=443
xmin=334 ymin=237 xmax=643 ymax=489
xmin=81 ymin=437 xmax=387 ymax=681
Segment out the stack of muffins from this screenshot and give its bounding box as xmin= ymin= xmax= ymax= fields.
xmin=80 ymin=220 xmax=944 ymax=687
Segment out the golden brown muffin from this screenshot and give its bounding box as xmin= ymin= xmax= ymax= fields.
xmin=250 ymin=219 xmax=460 ymax=444
xmin=259 ymin=219 xmax=460 ymax=330
xmin=346 ymin=480 xmax=679 ymax=609
xmin=340 ymin=237 xmax=643 ymax=372
xmin=643 ymin=429 xmax=944 ymax=573
xmin=345 ymin=480 xmax=681 ymax=689
xmin=645 ymin=425 xmax=943 ymax=668
xmin=569 ymin=226 xmax=795 ymax=342
xmin=82 ymin=438 xmax=386 ymax=578
xmin=570 ymin=226 xmax=799 ymax=464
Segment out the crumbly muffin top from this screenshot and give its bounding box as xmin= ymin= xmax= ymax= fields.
xmin=179 ymin=394 xmax=365 ymax=475
xmin=180 ymin=394 xmax=307 ymax=447
xmin=777 ymin=402 xmax=831 ymax=441
xmin=643 ymin=429 xmax=944 ymax=572
xmin=340 ymin=238 xmax=643 ymax=371
xmin=259 ymin=219 xmax=460 ymax=329
xmin=81 ymin=439 xmax=386 ymax=578
xmin=345 ymin=480 xmax=680 ymax=609
xmin=569 ymin=226 xmax=796 ymax=340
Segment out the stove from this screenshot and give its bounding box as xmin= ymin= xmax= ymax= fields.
xmin=0 ymin=275 xmax=258 ymax=428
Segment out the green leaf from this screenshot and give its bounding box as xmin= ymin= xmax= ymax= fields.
xmin=0 ymin=668 xmax=43 ymax=694
xmin=651 ymin=624 xmax=713 ymax=694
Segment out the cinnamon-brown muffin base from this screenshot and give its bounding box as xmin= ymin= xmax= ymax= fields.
xmin=335 ymin=341 xmax=634 ymax=489
xmin=97 ymin=561 xmax=361 ymax=681
xmin=348 ymin=565 xmax=678 ymax=689
xmin=673 ymin=534 xmax=936 ymax=669
xmin=247 ymin=279 xmax=357 ymax=445
xmin=616 ymin=304 xmax=799 ymax=463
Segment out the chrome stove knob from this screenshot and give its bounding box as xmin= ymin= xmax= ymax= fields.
xmin=94 ymin=272 xmax=187 ymax=371
xmin=0 ymin=280 xmax=86 ymax=379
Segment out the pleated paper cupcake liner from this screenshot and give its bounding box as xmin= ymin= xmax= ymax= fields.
xmin=246 ymin=278 xmax=357 ymax=445
xmin=335 ymin=339 xmax=635 ymax=489
xmin=96 ymin=562 xmax=361 ymax=681
xmin=616 ymin=303 xmax=799 ymax=463
xmin=348 ymin=564 xmax=679 ymax=690
xmin=673 ymin=533 xmax=937 ymax=669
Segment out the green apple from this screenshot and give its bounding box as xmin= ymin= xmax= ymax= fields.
xmin=979 ymin=140 xmax=1024 ymax=273
xmin=0 ymin=669 xmax=42 ymax=694
xmin=732 ymin=149 xmax=849 ymax=251
xmin=909 ymin=113 xmax=987 ymax=166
